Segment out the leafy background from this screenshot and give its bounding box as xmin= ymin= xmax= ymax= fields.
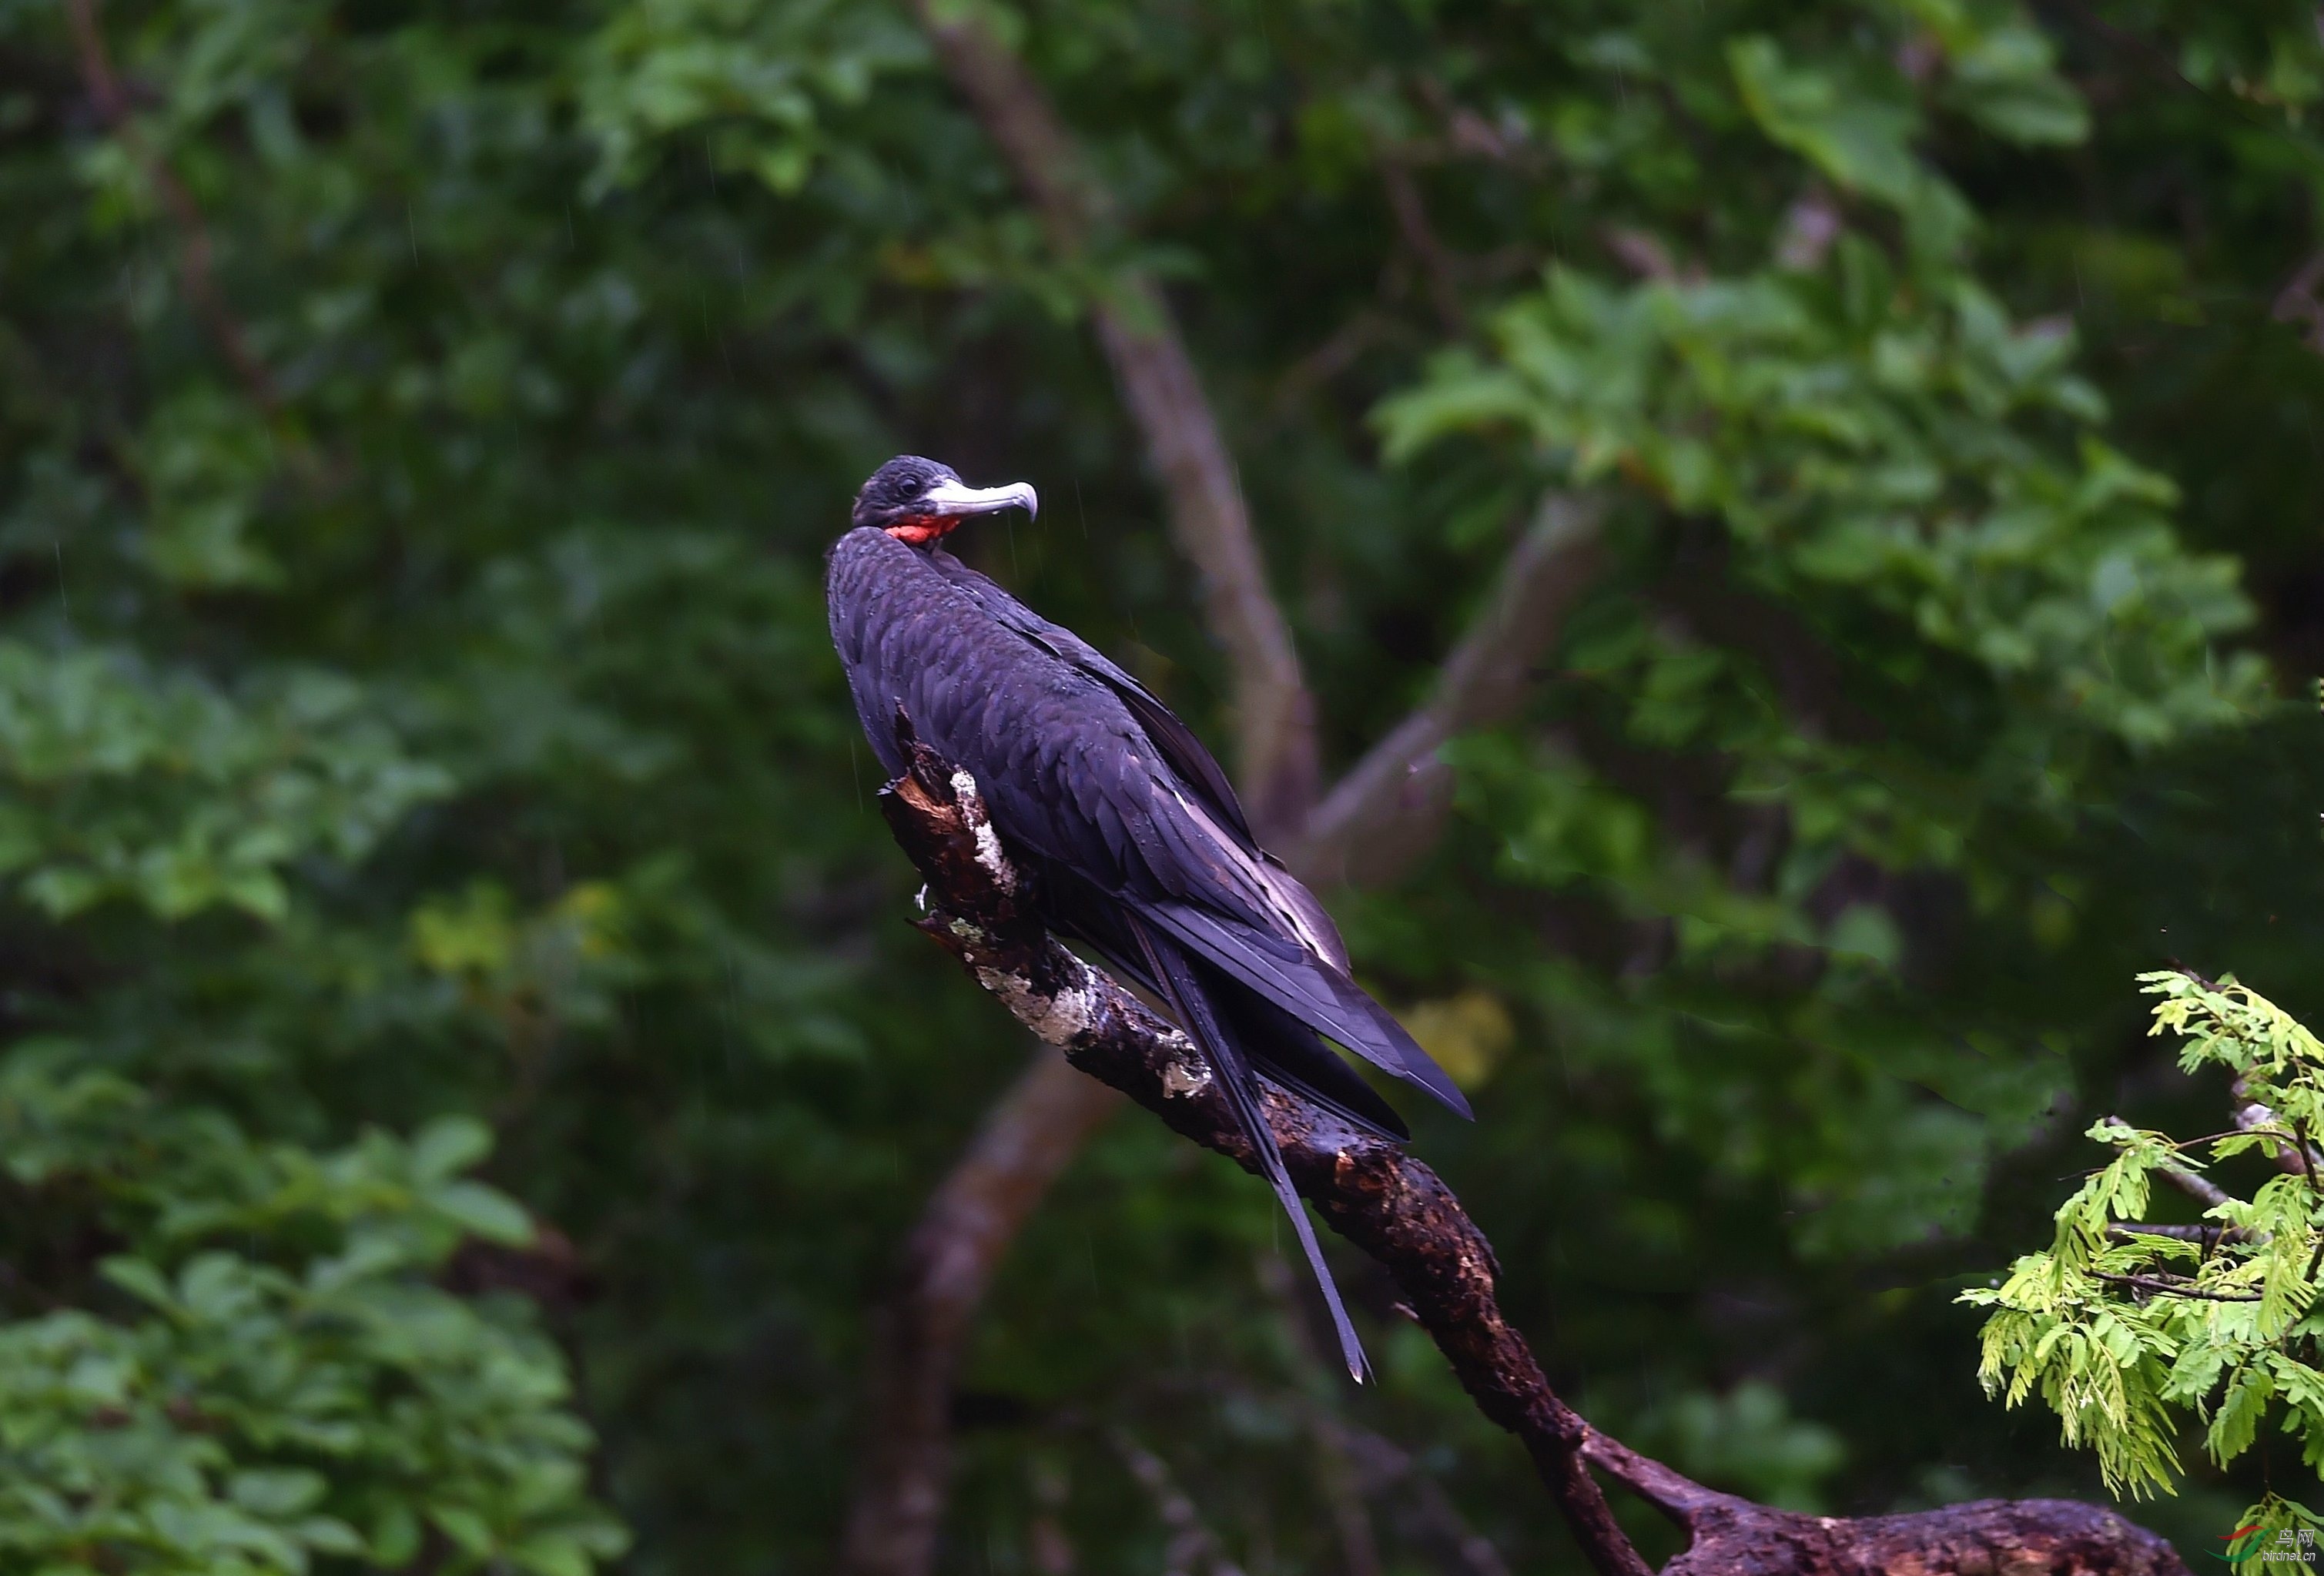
xmin=0 ymin=0 xmax=2320 ymax=1571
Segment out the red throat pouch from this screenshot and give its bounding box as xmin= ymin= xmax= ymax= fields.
xmin=883 ymin=515 xmax=956 ymax=546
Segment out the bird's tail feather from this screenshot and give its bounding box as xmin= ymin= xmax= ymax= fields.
xmin=1127 ymin=912 xmax=1371 ymax=1383
xmin=1037 ymin=862 xmax=1410 ymax=1142
xmin=1138 ymin=898 xmax=1474 ymax=1121
xmin=1218 ymin=991 xmax=1411 ymax=1143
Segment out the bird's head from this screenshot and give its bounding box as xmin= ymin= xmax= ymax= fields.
xmin=852 ymin=456 xmax=1039 ymax=547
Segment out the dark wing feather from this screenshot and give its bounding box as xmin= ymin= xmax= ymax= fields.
xmin=924 ymin=548 xmax=1255 ymax=848
xmin=1129 ymin=912 xmax=1371 ymax=1381
xmin=1218 ymin=986 xmax=1413 ymax=1143
xmin=1038 ymin=862 xmax=1409 ymax=1142
xmin=827 ymin=527 xmax=1467 ymax=1129
xmin=1137 ymin=898 xmax=1473 ymax=1120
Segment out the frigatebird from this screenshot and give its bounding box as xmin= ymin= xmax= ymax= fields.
xmin=827 ymin=455 xmax=1472 ymax=1379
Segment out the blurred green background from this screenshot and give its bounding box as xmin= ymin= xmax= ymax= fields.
xmin=1 ymin=0 xmax=2320 ymax=1571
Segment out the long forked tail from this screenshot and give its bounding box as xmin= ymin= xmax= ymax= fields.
xmin=1127 ymin=912 xmax=1371 ymax=1382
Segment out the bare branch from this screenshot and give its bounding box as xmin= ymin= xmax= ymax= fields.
xmin=1111 ymin=1430 xmax=1248 ymax=1576
xmin=1257 ymin=1208 xmax=1509 ymax=1574
xmin=67 ymin=0 xmax=283 ymax=420
xmin=2109 ymin=1222 xmax=2249 ymax=1244
xmin=1294 ymin=491 xmax=1605 ymax=886
xmin=2102 ymin=1116 xmax=2245 ymax=1217
xmin=1411 ymin=78 xmax=1547 ymax=173
xmin=839 ymin=1048 xmax=1123 ymax=1576
xmin=906 ymin=0 xmax=1316 ymax=832
xmin=1333 ymin=1426 xmax=1514 ymax=1576
xmin=2157 ymin=1164 xmax=2235 ymax=1211
xmin=1380 ymin=159 xmax=1465 ymax=336
xmin=1586 ymin=1422 xmax=2187 ymax=1576
xmin=872 ymin=743 xmax=2190 ymax=1576
xmin=2229 ymin=1073 xmax=2324 ymax=1178
xmin=2094 ymin=1272 xmax=2262 ymax=1303
xmin=1272 ymin=310 xmax=1398 ymax=413
xmin=1253 ymin=1253 xmax=1385 ymax=1576
xmin=879 ymin=741 xmax=1647 ymax=1576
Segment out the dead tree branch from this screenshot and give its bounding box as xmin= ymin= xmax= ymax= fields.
xmin=1294 ymin=491 xmax=1604 ymax=886
xmin=866 ymin=744 xmax=2192 ymax=1576
xmin=1578 ymin=1430 xmax=2186 ymax=1576
xmin=907 ymin=0 xmax=1315 ymax=834
xmin=872 ymin=739 xmax=1646 ymax=1576
xmin=1110 ymin=1430 xmax=1249 ymax=1576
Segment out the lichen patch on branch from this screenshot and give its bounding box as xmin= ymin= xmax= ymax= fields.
xmin=974 ymin=964 xmax=1109 ymax=1047
xmin=1160 ymin=1059 xmax=1211 ymax=1098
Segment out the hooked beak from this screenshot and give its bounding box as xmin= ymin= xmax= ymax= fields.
xmin=921 ymin=477 xmax=1039 ymax=520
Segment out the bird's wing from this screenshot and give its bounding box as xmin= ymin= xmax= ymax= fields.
xmin=1040 ymin=862 xmax=1410 ymax=1141
xmin=1135 ymin=897 xmax=1473 ymax=1120
xmin=925 ymin=550 xmax=1256 ymax=846
xmin=921 ymin=552 xmax=1355 ymax=976
xmin=833 ymin=531 xmax=1462 ymax=1120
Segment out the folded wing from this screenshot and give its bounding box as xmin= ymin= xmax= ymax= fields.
xmin=1134 ymin=898 xmax=1472 ymax=1120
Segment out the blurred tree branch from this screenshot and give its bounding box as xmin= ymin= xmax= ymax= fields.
xmin=906 ymin=0 xmax=1315 ymax=835
xmin=859 ymin=745 xmax=2192 ymax=1576
xmin=1292 ymin=490 xmax=1605 ymax=887
xmin=1110 ymin=1430 xmax=1249 ymax=1576
xmin=66 ymin=0 xmax=283 ymax=421
xmin=838 ymin=1050 xmax=1120 ymax=1576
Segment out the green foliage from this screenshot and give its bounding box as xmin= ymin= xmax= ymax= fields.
xmin=1386 ymin=263 xmax=2262 ymax=744
xmin=0 ymin=1060 xmax=621 ymax=1574
xmin=1964 ymin=973 xmax=2324 ymax=1524
xmin=0 ymin=646 xmax=450 ymax=922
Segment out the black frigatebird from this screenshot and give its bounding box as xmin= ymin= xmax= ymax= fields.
xmin=827 ymin=455 xmax=1472 ymax=1379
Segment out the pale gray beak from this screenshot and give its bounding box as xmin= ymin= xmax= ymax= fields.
xmin=922 ymin=477 xmax=1039 ymax=520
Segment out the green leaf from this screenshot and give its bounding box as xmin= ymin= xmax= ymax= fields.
xmin=430 ymin=1504 xmax=498 ymax=1557
xmin=410 ymin=1114 xmax=494 ymax=1183
xmin=229 ymin=1468 xmax=325 ymax=1518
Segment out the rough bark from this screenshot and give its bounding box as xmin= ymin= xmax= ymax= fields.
xmin=867 ymin=739 xmax=2194 ymax=1576
xmin=1585 ymin=1430 xmax=2184 ymax=1576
